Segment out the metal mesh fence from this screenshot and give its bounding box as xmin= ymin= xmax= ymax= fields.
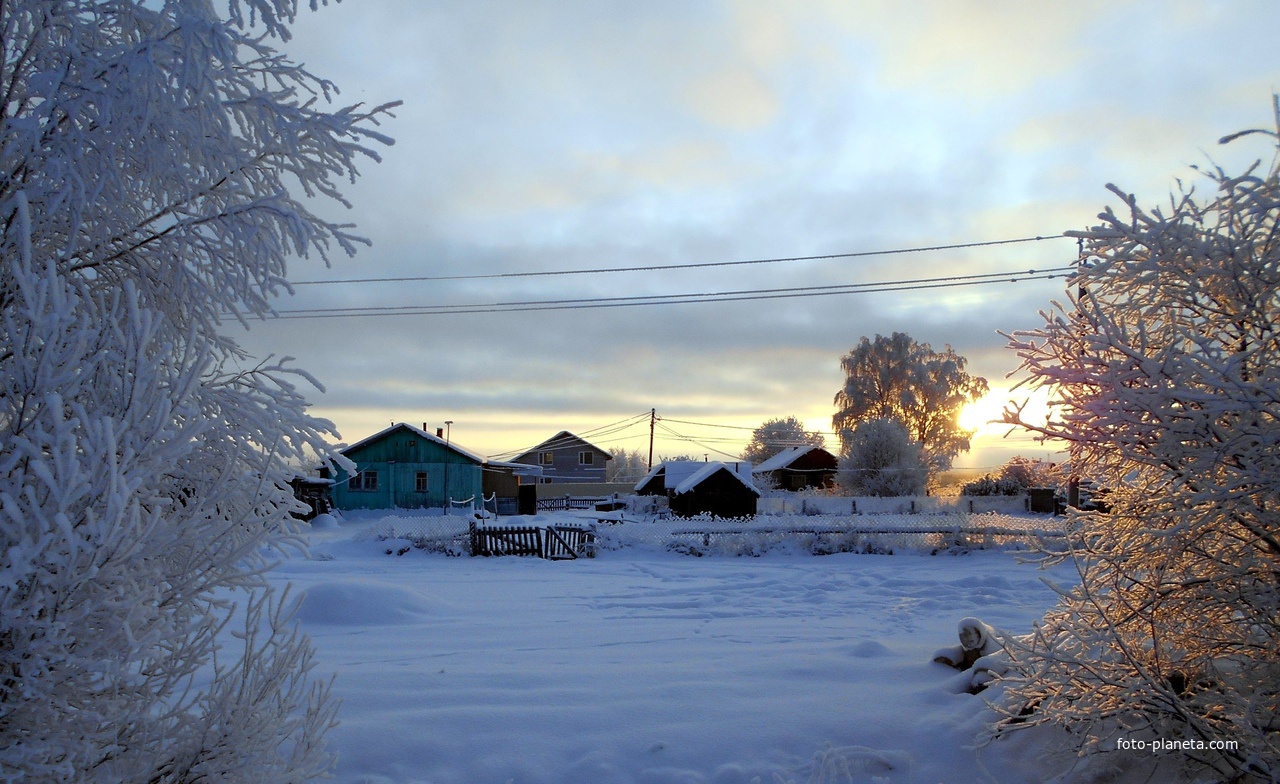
xmin=594 ymin=512 xmax=1069 ymax=555
xmin=360 ymin=508 xmax=1070 ymax=557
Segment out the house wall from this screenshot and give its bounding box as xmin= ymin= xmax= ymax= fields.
xmin=512 ymin=434 xmax=610 ymax=483
xmin=482 ymin=468 xmax=521 ymax=501
xmin=671 ymin=469 xmax=759 ymax=518
xmin=758 ymin=449 xmax=837 ymax=491
xmin=534 ymin=482 xmax=634 ymax=499
xmin=332 ymin=429 xmax=482 ymax=510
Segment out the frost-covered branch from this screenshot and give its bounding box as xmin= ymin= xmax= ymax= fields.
xmin=987 ymin=101 xmax=1280 ymax=783
xmin=1 ymin=2 xmax=392 ymax=780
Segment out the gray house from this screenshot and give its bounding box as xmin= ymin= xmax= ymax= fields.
xmin=511 ymin=431 xmax=612 ymax=483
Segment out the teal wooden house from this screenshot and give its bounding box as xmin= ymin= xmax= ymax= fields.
xmin=327 ymin=423 xmax=485 ymax=511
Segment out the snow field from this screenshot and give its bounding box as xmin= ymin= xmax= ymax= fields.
xmin=276 ymin=514 xmax=1077 ymax=783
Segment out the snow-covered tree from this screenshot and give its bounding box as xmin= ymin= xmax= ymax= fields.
xmin=741 ymin=416 xmax=825 ymax=464
xmin=988 ymin=104 xmax=1280 ymax=782
xmin=0 ymin=2 xmax=396 ymax=781
xmin=832 ymin=332 xmax=987 ymax=474
xmin=835 ymin=417 xmax=927 ymax=497
xmin=605 ymin=447 xmax=649 ymax=483
xmin=960 ymin=455 xmax=1061 ymax=496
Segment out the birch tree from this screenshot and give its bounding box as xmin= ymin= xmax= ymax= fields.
xmin=832 ymin=332 xmax=987 ymax=474
xmin=0 ymin=2 xmax=396 ymax=781
xmin=989 ymin=103 xmax=1280 ymax=783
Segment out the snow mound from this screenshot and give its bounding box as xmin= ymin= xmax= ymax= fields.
xmin=308 ymin=513 xmax=340 ymax=530
xmin=296 ymin=581 xmax=443 ymax=626
xmin=847 ymin=639 xmax=893 ymax=658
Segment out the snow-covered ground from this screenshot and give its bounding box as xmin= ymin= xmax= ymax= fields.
xmin=276 ymin=511 xmax=1079 ymax=784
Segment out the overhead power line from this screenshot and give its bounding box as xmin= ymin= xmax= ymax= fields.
xmin=271 ymin=266 xmax=1073 ymax=320
xmin=288 ymin=234 xmax=1066 ymax=286
xmin=484 ymin=412 xmax=653 ymax=459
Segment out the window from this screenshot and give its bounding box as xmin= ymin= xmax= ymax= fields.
xmin=415 ymin=471 xmax=429 ymax=493
xmin=578 ymin=451 xmax=594 ymax=466
xmin=540 ymin=451 xmax=554 ymax=465
xmin=349 ymin=469 xmax=378 ymax=491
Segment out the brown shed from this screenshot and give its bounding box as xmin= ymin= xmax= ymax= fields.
xmin=751 ymin=446 xmax=838 ymax=491
xmin=635 ymin=460 xmax=760 ymax=519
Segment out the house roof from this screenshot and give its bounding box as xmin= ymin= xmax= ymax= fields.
xmin=339 ymin=422 xmax=487 ymax=465
xmin=674 ymin=461 xmax=760 ymax=496
xmin=752 ymin=445 xmax=831 ymax=474
xmin=635 ymin=460 xmax=758 ymax=495
xmin=513 ymin=430 xmax=613 ymax=461
xmin=483 ymin=458 xmax=544 ymax=478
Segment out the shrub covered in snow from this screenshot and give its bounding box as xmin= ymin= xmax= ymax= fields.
xmin=835 ymin=417 xmax=929 ymax=497
xmin=990 ymin=103 xmax=1280 ymax=782
xmin=0 ymin=2 xmax=394 ymax=780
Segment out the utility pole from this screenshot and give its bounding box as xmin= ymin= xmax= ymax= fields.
xmin=1068 ymin=238 xmax=1085 ymax=510
xmin=647 ymin=408 xmax=656 ymax=470
xmin=443 ymin=420 xmax=453 ymax=511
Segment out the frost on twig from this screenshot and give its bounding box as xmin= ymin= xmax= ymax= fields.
xmin=0 ymin=2 xmax=393 ymax=780
xmin=986 ymin=101 xmax=1280 ymax=783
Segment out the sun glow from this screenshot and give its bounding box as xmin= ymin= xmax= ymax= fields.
xmin=959 ymin=392 xmax=1011 ymax=435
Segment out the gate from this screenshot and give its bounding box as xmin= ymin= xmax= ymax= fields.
xmin=469 ymin=522 xmax=596 ymax=560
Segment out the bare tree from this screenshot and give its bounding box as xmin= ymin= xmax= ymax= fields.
xmin=988 ymin=102 xmax=1280 ymax=783
xmin=0 ymin=2 xmax=396 ymax=780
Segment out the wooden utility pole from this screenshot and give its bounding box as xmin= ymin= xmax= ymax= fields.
xmin=1069 ymin=238 xmax=1085 ymax=509
xmin=648 ymin=408 xmax=656 ymax=470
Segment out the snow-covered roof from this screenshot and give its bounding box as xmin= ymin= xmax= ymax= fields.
xmin=513 ymin=430 xmax=614 ymax=461
xmin=636 ymin=460 xmax=758 ymax=495
xmin=484 ymin=459 xmax=544 ymax=477
xmin=751 ymin=446 xmax=823 ymax=474
xmin=633 ymin=462 xmax=665 ymax=493
xmin=339 ymin=422 xmax=488 ymax=465
xmin=674 ymin=461 xmax=760 ymax=496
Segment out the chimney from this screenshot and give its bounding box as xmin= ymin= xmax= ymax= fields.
xmin=423 ymin=422 xmax=429 ymax=432
xmin=436 ymin=427 xmax=444 ymax=438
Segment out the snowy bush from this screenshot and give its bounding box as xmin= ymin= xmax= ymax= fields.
xmin=835 ymin=417 xmax=928 ymax=497
xmin=962 ymin=456 xmax=1062 ymax=496
xmin=0 ymin=2 xmax=394 ymax=781
xmin=989 ymin=103 xmax=1280 ymax=781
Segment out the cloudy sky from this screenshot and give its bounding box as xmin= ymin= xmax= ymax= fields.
xmin=237 ymin=0 xmax=1280 ymax=472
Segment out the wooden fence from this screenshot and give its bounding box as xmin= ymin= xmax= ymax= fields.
xmin=469 ymin=522 xmax=596 ymax=560
xmin=534 ymin=495 xmax=620 ymax=512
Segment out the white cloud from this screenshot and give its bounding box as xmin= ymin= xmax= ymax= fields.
xmin=247 ymin=1 xmax=1280 ymax=467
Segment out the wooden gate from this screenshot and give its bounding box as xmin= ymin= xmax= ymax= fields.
xmin=469 ymin=522 xmax=596 ymax=560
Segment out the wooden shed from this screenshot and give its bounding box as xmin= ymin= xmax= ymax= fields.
xmin=327 ymin=422 xmax=485 ymax=511
xmin=288 ymin=475 xmax=333 ymax=520
xmin=635 ymin=460 xmax=760 ymax=519
xmin=752 ymin=446 xmax=838 ymax=491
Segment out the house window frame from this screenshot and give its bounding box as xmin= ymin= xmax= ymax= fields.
xmin=415 ymin=471 xmax=429 ymax=493
xmin=540 ymin=451 xmax=554 ymax=465
xmin=578 ymin=450 xmax=594 ymax=466
xmin=350 ymin=469 xmax=378 ymax=492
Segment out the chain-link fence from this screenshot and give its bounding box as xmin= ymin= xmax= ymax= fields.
xmin=362 ymin=508 xmax=1070 ymax=557
xmin=593 ymin=511 xmax=1070 ymax=556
